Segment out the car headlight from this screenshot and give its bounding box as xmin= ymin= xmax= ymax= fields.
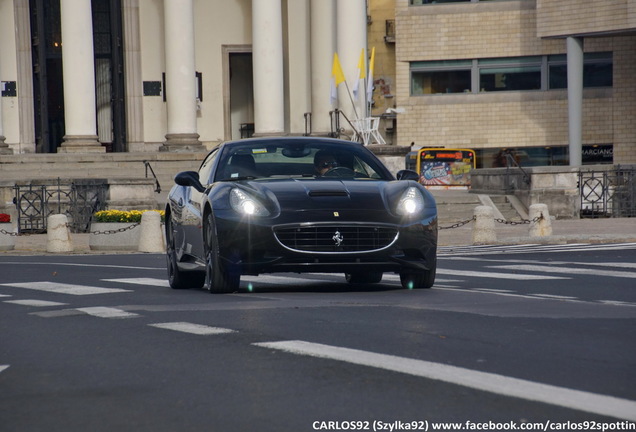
xmin=230 ymin=188 xmax=270 ymax=216
xmin=396 ymin=186 xmax=425 ymax=216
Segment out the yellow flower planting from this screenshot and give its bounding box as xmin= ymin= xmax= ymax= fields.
xmin=93 ymin=209 xmax=165 ymax=223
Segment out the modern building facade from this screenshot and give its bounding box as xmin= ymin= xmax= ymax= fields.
xmin=395 ymin=0 xmax=636 ymax=167
xmin=0 ymin=0 xmax=370 ymax=155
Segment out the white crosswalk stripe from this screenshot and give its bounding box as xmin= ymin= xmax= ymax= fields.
xmin=437 ymin=268 xmax=568 ymax=280
xmin=0 ymin=365 xmax=9 ymax=374
xmin=439 ymin=242 xmax=636 ymax=256
xmin=149 ymin=322 xmax=235 ymax=335
xmin=0 ymin=281 xmax=132 ymax=295
xmin=492 ymin=264 xmax=636 ymax=279
xmin=76 ymin=307 xmax=139 ymax=319
xmin=4 ymin=299 xmax=68 ymax=307
xmin=102 ymin=278 xmax=170 ymax=287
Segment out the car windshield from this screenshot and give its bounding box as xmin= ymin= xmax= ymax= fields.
xmin=213 ymin=140 xmax=391 ymax=182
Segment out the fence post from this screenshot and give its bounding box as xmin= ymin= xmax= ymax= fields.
xmin=47 ymin=214 xmax=74 ymax=253
xmin=138 ymin=211 xmax=165 ymax=253
xmin=472 ymin=206 xmax=496 ymax=245
xmin=529 ymin=204 xmax=552 ymax=237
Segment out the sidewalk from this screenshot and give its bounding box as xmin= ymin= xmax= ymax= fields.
xmin=2 ymin=217 xmax=635 ymax=255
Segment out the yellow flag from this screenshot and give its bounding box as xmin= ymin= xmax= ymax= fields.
xmin=332 ymin=53 xmax=345 ymax=86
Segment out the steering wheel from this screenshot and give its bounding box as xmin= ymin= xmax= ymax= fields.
xmin=322 ymin=166 xmax=355 ymax=177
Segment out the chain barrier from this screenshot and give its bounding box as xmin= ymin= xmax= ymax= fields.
xmin=89 ymin=222 xmax=141 ymax=236
xmin=0 ymin=228 xmax=20 ymax=237
xmin=439 ymin=214 xmax=544 ymax=230
xmin=439 ymin=216 xmax=475 ymax=230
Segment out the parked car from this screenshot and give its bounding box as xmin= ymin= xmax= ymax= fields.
xmin=165 ymin=137 xmax=438 ymax=293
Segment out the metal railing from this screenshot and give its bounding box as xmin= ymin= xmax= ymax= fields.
xmin=13 ymin=179 xmax=107 ymax=233
xmin=580 ymin=165 xmax=635 ymax=218
xmin=143 ymin=160 xmax=162 ymax=194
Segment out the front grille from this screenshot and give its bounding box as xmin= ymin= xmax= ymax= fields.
xmin=274 ymin=225 xmax=398 ymax=253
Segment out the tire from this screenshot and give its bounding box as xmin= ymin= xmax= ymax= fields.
xmin=166 ymin=217 xmax=204 ymax=289
xmin=203 ymin=211 xmax=240 ymax=294
xmin=399 ymin=266 xmax=436 ymax=290
xmin=345 ymin=272 xmax=383 ymax=284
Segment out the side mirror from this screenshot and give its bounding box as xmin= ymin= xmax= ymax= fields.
xmin=396 ymin=169 xmax=420 ymax=181
xmin=174 ymin=171 xmax=206 ymax=193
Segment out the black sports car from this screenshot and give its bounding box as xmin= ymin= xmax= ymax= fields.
xmin=165 ymin=137 xmax=437 ymax=293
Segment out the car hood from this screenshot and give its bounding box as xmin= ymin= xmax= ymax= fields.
xmin=242 ymin=178 xmax=406 ymax=219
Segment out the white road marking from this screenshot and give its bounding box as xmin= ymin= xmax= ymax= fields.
xmin=598 ymin=300 xmax=636 ymax=307
xmin=436 ymin=268 xmax=568 ymax=280
xmin=0 ymin=282 xmax=132 ymax=295
xmin=149 ymin=322 xmax=235 ymax=335
xmin=76 ymin=307 xmax=139 ymax=319
xmin=0 ymin=294 xmax=11 ymax=298
xmin=492 ymin=264 xmax=636 ymax=279
xmin=451 ymin=257 xmax=636 ymax=270
xmin=530 ymin=294 xmax=579 ymax=300
xmin=102 ymin=278 xmax=170 ymax=287
xmin=473 ymin=288 xmax=516 ymax=293
xmin=243 ymin=274 xmax=330 ymax=285
xmin=254 ymin=340 xmax=636 ymax=421
xmin=4 ymin=299 xmax=67 ymax=307
xmin=0 ymin=365 xmax=8 ymax=374
xmin=0 ymin=261 xmax=163 ymax=270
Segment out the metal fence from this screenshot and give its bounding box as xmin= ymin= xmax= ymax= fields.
xmin=13 ymin=179 xmax=107 ymax=233
xmin=580 ymin=166 xmax=636 ymax=218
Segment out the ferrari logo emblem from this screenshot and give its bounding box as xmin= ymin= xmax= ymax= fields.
xmin=332 ymin=231 xmax=344 ymax=246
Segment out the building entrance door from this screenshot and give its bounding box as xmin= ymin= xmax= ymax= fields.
xmin=29 ymin=0 xmax=126 ymax=153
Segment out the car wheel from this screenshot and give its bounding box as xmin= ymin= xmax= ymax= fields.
xmin=203 ymin=211 xmax=240 ymax=294
xmin=399 ymin=266 xmax=436 ymax=289
xmin=345 ymin=272 xmax=383 ymax=284
xmin=166 ymin=217 xmax=204 ymax=289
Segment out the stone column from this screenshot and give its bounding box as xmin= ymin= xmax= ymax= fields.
xmin=336 ymin=0 xmax=367 ymax=123
xmin=252 ymin=0 xmax=285 ymax=136
xmin=0 ymin=63 xmax=8 ymax=154
xmin=310 ymin=0 xmax=336 ymax=135
xmin=161 ymin=0 xmax=202 ymax=151
xmin=567 ymin=37 xmax=584 ymax=167
xmin=58 ymin=0 xmax=104 ymax=153
xmin=122 ymin=0 xmax=144 ymax=152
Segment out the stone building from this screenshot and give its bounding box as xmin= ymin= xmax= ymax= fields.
xmin=395 ymin=0 xmax=636 ymax=166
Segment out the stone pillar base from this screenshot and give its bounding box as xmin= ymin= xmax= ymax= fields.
xmin=160 ymin=133 xmax=204 ymax=152
xmin=58 ymin=135 xmax=105 ymax=153
xmin=0 ymin=136 xmax=13 ymax=155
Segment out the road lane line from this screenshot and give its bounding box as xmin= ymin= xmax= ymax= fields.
xmin=76 ymin=307 xmax=139 ymax=319
xmin=254 ymin=340 xmax=636 ymax=421
xmin=0 ymin=365 xmax=8 ymax=374
xmin=0 ymin=282 xmax=132 ymax=295
xmin=149 ymin=322 xmax=236 ymax=335
xmin=492 ymin=264 xmax=636 ymax=279
xmin=436 ymin=268 xmax=568 ymax=280
xmin=4 ymin=299 xmax=68 ymax=307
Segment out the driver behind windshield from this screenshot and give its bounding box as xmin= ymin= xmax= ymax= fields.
xmin=314 ymin=150 xmax=339 ymax=176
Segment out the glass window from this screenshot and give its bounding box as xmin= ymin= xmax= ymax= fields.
xmin=411 ymin=60 xmax=472 ymax=95
xmin=478 ymin=57 xmax=541 ymax=92
xmin=548 ymin=53 xmax=613 ymax=89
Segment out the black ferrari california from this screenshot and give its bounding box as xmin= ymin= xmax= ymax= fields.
xmin=165 ymin=137 xmax=437 ymax=293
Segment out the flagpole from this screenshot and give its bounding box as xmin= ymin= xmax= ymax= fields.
xmin=343 ymin=81 xmax=359 ymax=120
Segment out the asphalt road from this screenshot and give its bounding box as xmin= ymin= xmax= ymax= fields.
xmin=1 ymin=243 xmax=635 ymax=432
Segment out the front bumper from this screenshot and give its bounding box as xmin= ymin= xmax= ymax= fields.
xmin=214 ymin=212 xmax=437 ymax=275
